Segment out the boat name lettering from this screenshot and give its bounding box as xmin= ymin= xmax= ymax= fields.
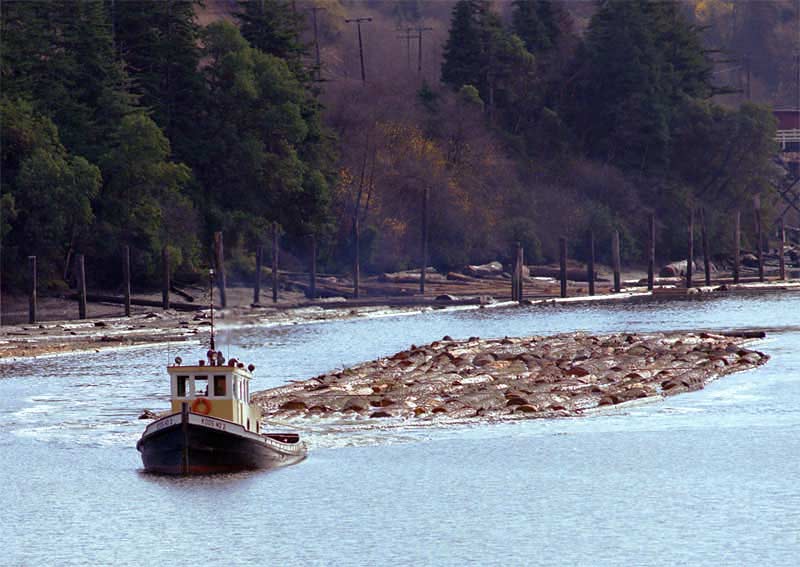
xmin=153 ymin=417 xmax=176 ymax=431
xmin=201 ymin=417 xmax=225 ymax=430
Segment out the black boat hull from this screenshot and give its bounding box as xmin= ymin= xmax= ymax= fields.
xmin=137 ymin=412 xmax=306 ymax=475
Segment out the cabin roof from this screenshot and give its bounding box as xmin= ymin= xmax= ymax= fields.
xmin=167 ymin=365 xmax=253 ymax=379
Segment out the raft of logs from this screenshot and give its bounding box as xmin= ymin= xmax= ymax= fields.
xmin=253 ymin=331 xmax=769 ymax=424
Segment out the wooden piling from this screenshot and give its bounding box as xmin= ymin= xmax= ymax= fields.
xmin=559 ymin=237 xmax=567 ymax=298
xmin=162 ymin=246 xmax=170 ymax=310
xmin=779 ymin=218 xmax=786 ymax=281
xmin=517 ymin=242 xmax=524 ymax=302
xmin=733 ymin=210 xmax=741 ymax=284
xmin=28 ymin=256 xmax=37 ymax=324
xmin=420 ymin=187 xmax=429 ymax=296
xmin=254 ymin=245 xmax=263 ymax=305
xmin=272 ymin=222 xmax=279 ymax=303
xmin=77 ymin=254 xmax=87 ymax=319
xmin=612 ymin=231 xmax=621 ymax=293
xmin=701 ymin=208 xmax=710 ymax=287
xmin=308 ymin=234 xmax=317 ymax=299
xmin=353 ymin=215 xmax=360 ymax=299
xmin=588 ymin=231 xmax=595 ymax=296
xmin=123 ymin=245 xmax=131 ymax=317
xmin=686 ymin=210 xmax=694 ymax=289
xmin=647 ymin=214 xmax=655 ymax=290
xmin=754 ymin=196 xmax=764 ymax=282
xmin=214 ymin=231 xmax=227 ymax=308
xmin=511 ymin=242 xmax=519 ymax=301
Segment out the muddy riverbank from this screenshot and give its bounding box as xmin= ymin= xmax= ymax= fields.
xmin=1 ymin=279 xmax=795 ymax=360
xmin=0 ymin=299 xmax=483 ymax=359
xmin=253 ymin=331 xmax=769 ymax=423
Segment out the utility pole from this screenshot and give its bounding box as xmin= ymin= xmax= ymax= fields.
xmin=396 ymin=27 xmax=419 ymax=72
xmin=795 ymin=50 xmax=800 ymax=119
xmin=744 ymin=53 xmax=752 ymax=101
xmin=310 ymin=5 xmax=325 ymax=81
xmin=345 ymin=17 xmax=372 ymax=83
xmin=415 ymin=25 xmax=433 ymax=75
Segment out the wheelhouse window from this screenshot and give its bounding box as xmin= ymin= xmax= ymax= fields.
xmin=194 ymin=376 xmax=208 ymax=396
xmin=176 ymin=376 xmax=189 ymax=397
xmin=213 ymin=375 xmax=227 ymax=397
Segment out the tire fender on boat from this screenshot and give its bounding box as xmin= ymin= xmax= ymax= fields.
xmin=192 ymin=397 xmax=212 ymax=415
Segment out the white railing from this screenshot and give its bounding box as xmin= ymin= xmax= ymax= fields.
xmin=776 ymin=129 xmax=800 ymax=148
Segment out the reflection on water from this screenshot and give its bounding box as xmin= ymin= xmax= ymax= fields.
xmin=2 ymin=292 xmax=800 ymax=566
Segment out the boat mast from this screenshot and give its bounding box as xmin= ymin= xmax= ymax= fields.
xmin=209 ymin=268 xmax=216 ymax=352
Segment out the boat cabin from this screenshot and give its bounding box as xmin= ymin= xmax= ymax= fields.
xmin=168 ymin=360 xmax=261 ymax=432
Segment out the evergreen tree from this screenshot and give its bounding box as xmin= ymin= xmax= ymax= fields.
xmin=567 ymin=0 xmax=715 ymax=172
xmin=511 ymin=0 xmax=559 ymax=54
xmin=95 ymin=114 xmax=197 ymax=283
xmin=0 ymin=97 xmax=102 ymax=283
xmin=1 ymin=1 xmax=136 ymax=164
xmin=441 ymin=0 xmax=534 ymax=121
xmin=113 ymin=1 xmax=204 ymax=161
xmin=236 ymin=0 xmax=307 ymax=72
xmin=441 ymin=0 xmax=488 ymax=95
xmin=197 ymin=22 xmax=333 ymax=241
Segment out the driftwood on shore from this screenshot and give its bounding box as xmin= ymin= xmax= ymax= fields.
xmin=59 ymin=292 xmax=204 ymax=312
xmin=253 ymin=331 xmax=768 ymax=424
xmin=527 ymin=266 xmax=602 ymax=282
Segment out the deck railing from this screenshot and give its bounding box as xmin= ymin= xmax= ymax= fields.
xmin=776 ymin=128 xmax=800 ymax=149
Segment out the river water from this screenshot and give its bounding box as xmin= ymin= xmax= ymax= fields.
xmin=2 ymin=293 xmax=799 ymax=566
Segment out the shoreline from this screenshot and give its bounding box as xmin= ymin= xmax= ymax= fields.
xmin=1 ymin=280 xmax=798 ymax=361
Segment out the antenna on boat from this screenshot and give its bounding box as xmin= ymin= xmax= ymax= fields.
xmin=209 ymin=268 xmax=216 ymax=352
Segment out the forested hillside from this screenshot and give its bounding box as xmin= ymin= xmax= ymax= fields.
xmin=0 ymin=0 xmax=794 ymax=292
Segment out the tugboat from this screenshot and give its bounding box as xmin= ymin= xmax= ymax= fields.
xmin=137 ymin=271 xmax=306 ymax=475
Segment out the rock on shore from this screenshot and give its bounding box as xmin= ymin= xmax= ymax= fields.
xmin=253 ymin=332 xmax=768 ymax=423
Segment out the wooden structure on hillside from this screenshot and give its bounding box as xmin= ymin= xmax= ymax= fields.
xmin=773 ymin=108 xmax=800 ymax=221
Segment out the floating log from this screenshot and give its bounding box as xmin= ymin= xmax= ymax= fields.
xmin=253 ymin=332 xmax=769 ymax=423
